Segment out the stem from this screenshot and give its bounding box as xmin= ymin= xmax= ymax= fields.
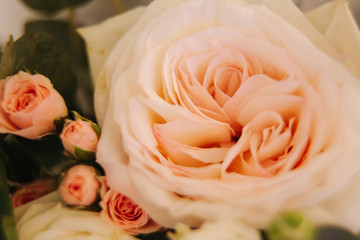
xmin=111 ymin=0 xmax=125 ymax=13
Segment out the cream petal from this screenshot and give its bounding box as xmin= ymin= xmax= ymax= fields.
xmin=307 ymin=0 xmax=360 ymax=80
xmin=242 ymin=0 xmax=340 ymax=58
xmin=95 ymin=0 xmax=360 ymax=232
xmin=78 ymin=7 xmax=145 ymax=82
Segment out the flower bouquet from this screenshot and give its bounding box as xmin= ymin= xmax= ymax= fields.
xmin=1 ymin=0 xmax=360 ymax=239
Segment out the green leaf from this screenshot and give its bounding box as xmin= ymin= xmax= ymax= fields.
xmin=315 ymin=226 xmax=359 ymax=240
xmin=0 ymin=148 xmax=18 ymax=240
xmin=60 ymin=0 xmax=93 ymax=9
xmin=13 ymin=31 xmax=77 ymax=109
xmin=73 ymin=146 xmax=96 ymax=162
xmin=0 ymin=37 xmax=16 ymax=80
xmin=20 ymin=0 xmax=92 ymax=15
xmin=137 ymin=231 xmax=169 ymax=240
xmin=2 ymin=135 xmax=43 ymax=184
xmin=16 ymin=135 xmax=72 ymax=176
xmin=25 ymin=20 xmax=94 ymax=118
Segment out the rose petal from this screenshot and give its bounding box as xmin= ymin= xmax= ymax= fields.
xmin=306 ymin=0 xmax=360 ymax=79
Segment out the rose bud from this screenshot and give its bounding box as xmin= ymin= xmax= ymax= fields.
xmin=99 ymin=178 xmax=160 ymax=235
xmin=0 ymin=71 xmax=68 ymax=139
xmin=59 ymin=164 xmax=101 ymax=206
xmin=60 ymin=114 xmax=100 ymax=161
xmin=12 ymin=178 xmax=57 ymax=208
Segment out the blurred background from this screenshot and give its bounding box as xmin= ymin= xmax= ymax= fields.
xmin=0 ymin=0 xmax=359 ymax=44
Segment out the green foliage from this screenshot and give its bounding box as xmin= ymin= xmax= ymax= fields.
xmin=0 ymin=31 xmax=78 ymax=110
xmin=0 ymin=149 xmax=18 ymax=240
xmin=315 ymin=226 xmax=359 ymax=240
xmin=0 ymin=37 xmax=16 ymax=80
xmin=25 ymin=20 xmax=94 ymax=118
xmin=25 ymin=20 xmax=93 ymax=94
xmin=14 ymin=32 xmax=77 ymax=108
xmin=2 ymin=135 xmax=43 ymax=184
xmin=20 ymin=0 xmax=93 ymax=15
xmin=137 ymin=231 xmax=170 ymax=240
xmin=73 ymin=146 xmax=96 ymax=162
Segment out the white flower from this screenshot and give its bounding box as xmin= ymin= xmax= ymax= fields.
xmin=16 ymin=193 xmax=138 ymax=240
xmin=80 ymin=0 xmax=360 ymax=233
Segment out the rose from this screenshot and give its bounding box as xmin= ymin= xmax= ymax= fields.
xmin=16 ymin=201 xmax=139 ymax=240
xmin=81 ymin=0 xmax=360 ymax=232
xmin=59 ymin=164 xmax=100 ymax=206
xmin=168 ymin=219 xmax=261 ymax=240
xmin=60 ymin=117 xmax=99 ymax=160
xmin=12 ymin=178 xmax=57 ymax=208
xmin=0 ymin=71 xmax=68 ymax=139
xmin=84 ymin=0 xmax=360 ymax=230
xmin=99 ymin=177 xmax=160 ymax=234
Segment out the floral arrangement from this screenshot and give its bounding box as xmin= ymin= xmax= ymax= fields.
xmin=1 ymin=0 xmax=360 ymax=239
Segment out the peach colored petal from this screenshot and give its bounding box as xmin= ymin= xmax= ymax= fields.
xmin=0 ymin=71 xmax=68 ymax=139
xmin=100 ymin=189 xmax=160 ymax=234
xmin=154 ymin=124 xmax=230 ymax=166
xmin=153 ymin=119 xmax=231 ymax=146
xmin=59 ymin=165 xmax=100 ymax=206
xmin=94 ymin=0 xmax=360 ymax=232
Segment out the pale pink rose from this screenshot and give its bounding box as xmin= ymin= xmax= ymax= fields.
xmin=60 ymin=119 xmax=99 ymax=157
xmin=93 ymin=0 xmax=360 ymax=233
xmin=59 ymin=164 xmax=100 ymax=206
xmin=12 ymin=178 xmax=57 ymax=207
xmin=0 ymin=71 xmax=68 ymax=139
xmin=99 ymin=180 xmax=160 ymax=235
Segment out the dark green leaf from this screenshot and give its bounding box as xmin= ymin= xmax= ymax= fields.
xmin=60 ymin=0 xmax=93 ymax=9
xmin=0 ymin=37 xmax=16 ymax=80
xmin=73 ymin=146 xmax=96 ymax=162
xmin=16 ymin=135 xmax=72 ymax=176
xmin=137 ymin=231 xmax=170 ymax=240
xmin=315 ymin=226 xmax=359 ymax=240
xmin=20 ymin=0 xmax=92 ymax=15
xmin=25 ymin=20 xmax=94 ymax=117
xmin=2 ymin=135 xmax=43 ymax=183
xmin=0 ymin=148 xmax=18 ymax=240
xmin=20 ymin=0 xmax=63 ymax=15
xmin=13 ymin=31 xmax=77 ymax=109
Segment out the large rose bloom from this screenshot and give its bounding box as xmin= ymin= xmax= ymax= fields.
xmin=81 ymin=0 xmax=360 ymax=232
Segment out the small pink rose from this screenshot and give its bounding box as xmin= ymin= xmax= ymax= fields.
xmin=60 ymin=118 xmax=99 ymax=158
xmin=0 ymin=71 xmax=68 ymax=139
xmin=99 ymin=179 xmax=160 ymax=235
xmin=12 ymin=178 xmax=57 ymax=208
xmin=59 ymin=164 xmax=100 ymax=206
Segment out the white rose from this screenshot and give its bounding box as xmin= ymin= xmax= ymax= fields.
xmin=80 ymin=0 xmax=360 ymax=233
xmin=168 ymin=219 xmax=261 ymax=240
xmin=16 ymin=192 xmax=138 ymax=240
